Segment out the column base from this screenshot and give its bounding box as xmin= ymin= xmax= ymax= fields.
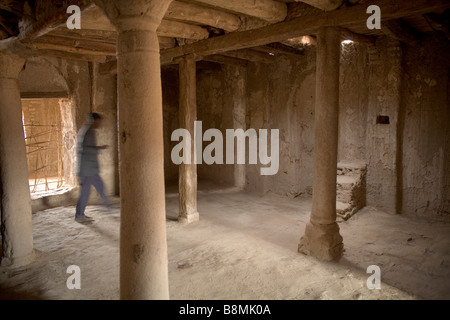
xmin=178 ymin=211 xmax=199 ymax=225
xmin=0 ymin=250 xmax=35 ymax=268
xmin=298 ymin=221 xmax=344 ymax=261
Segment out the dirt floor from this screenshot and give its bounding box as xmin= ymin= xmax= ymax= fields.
xmin=1 ymin=182 xmax=449 ymax=300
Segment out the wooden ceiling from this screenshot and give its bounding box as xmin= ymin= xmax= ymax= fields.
xmin=0 ymin=0 xmax=449 ymax=65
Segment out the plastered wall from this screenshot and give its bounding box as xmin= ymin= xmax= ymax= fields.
xmin=400 ymin=35 xmax=450 ymax=216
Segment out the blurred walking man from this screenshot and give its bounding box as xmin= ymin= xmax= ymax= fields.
xmin=75 ymin=113 xmax=111 ymax=223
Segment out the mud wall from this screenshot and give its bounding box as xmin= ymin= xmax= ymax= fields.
xmin=365 ymin=37 xmax=403 ymax=214
xmin=196 ymin=63 xmax=236 ymax=186
xmin=246 ymin=50 xmax=316 ymax=197
xmin=339 ymin=42 xmax=370 ymax=162
xmin=400 ymin=35 xmax=450 ymax=217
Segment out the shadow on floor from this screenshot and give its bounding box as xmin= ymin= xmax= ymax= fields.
xmin=0 ymin=285 xmax=45 ymax=300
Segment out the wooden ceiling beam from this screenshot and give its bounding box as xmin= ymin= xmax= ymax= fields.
xmin=80 ymin=6 xmax=210 ymax=40
xmin=188 ymin=0 xmax=287 ymax=23
xmin=30 ymin=42 xmax=115 ymax=56
xmin=165 ymin=1 xmax=241 ymax=32
xmin=21 ymin=91 xmax=69 ymax=99
xmin=221 ymin=48 xmax=275 ymax=63
xmin=161 ymin=0 xmax=450 ymax=64
xmin=255 ymin=42 xmax=305 ymax=56
xmin=48 ymin=28 xmax=176 ymax=49
xmin=31 ymin=34 xmax=116 ymax=54
xmin=18 ymin=0 xmax=93 ymax=41
xmin=48 ymin=28 xmax=117 ymax=44
xmin=289 ymin=0 xmax=343 ymax=11
xmin=203 ymin=54 xmax=249 ymax=67
xmin=24 ymin=47 xmax=107 ymax=63
xmin=158 ymin=19 xmax=209 ymax=40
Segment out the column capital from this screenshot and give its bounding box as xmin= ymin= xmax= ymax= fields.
xmin=0 ymin=53 xmax=25 ymax=79
xmin=94 ymin=0 xmax=173 ymax=32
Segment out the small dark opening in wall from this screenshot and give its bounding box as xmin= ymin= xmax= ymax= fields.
xmin=376 ymin=115 xmax=390 ymax=124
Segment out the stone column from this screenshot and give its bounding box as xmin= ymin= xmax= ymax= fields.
xmin=178 ymin=56 xmax=199 ymax=224
xmin=95 ymin=0 xmax=172 ymax=300
xmin=298 ymin=27 xmax=344 ymax=261
xmin=0 ymin=53 xmax=34 ymax=267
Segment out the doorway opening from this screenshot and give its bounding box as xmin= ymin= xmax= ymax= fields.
xmin=21 ymin=98 xmax=75 ymax=198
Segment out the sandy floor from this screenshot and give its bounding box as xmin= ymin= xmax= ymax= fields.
xmin=1 ymin=183 xmax=449 ymax=300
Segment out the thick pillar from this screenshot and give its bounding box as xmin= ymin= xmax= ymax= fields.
xmin=95 ymin=0 xmax=172 ymax=300
xmin=0 ymin=53 xmax=34 ymax=267
xmin=298 ymin=27 xmax=344 ymax=261
xmin=178 ymin=56 xmax=199 ymax=224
